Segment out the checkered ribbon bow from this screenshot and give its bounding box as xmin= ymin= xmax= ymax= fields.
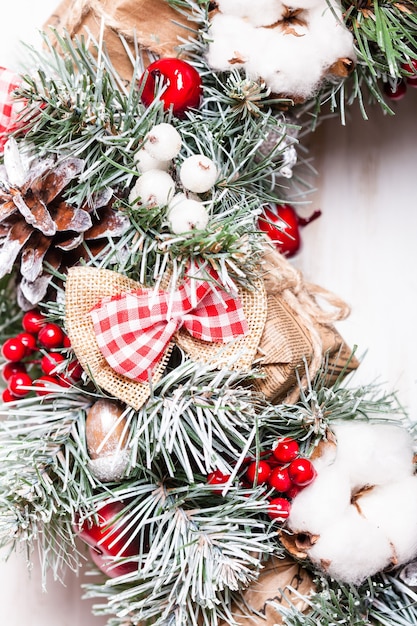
xmin=90 ymin=275 xmax=248 ymax=382
xmin=0 ymin=67 xmax=24 ymax=151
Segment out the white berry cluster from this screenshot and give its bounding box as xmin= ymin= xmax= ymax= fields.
xmin=129 ymin=123 xmax=218 ymax=235
xmin=206 ymin=0 xmax=356 ymax=100
xmin=286 ymin=421 xmax=417 ymax=584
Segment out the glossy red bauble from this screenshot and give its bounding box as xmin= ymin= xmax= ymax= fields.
xmin=75 ymin=501 xmax=138 ymax=578
xmin=1 ymin=337 xmax=27 ymax=362
xmin=272 ymin=437 xmax=300 ymax=464
xmin=245 ymin=460 xmax=272 ymax=485
xmin=268 ymin=466 xmax=292 ymax=493
xmin=8 ymin=372 xmax=33 ymax=397
xmin=288 ymin=458 xmax=317 ymax=487
xmin=268 ymin=497 xmax=291 ymax=521
xmin=22 ymin=309 xmax=47 ymax=334
xmin=38 ymin=323 xmax=65 ymax=349
xmin=139 ymin=58 xmax=202 ymax=118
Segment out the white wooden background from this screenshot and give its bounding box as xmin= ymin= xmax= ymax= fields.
xmin=0 ymin=1 xmax=416 ymax=623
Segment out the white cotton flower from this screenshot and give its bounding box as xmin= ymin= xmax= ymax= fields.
xmin=143 ymin=123 xmax=182 ymax=161
xmin=206 ymin=14 xmax=255 ymax=71
xmin=216 ymin=0 xmax=285 ymax=26
xmin=308 ymin=506 xmax=394 ymax=585
xmin=129 ymin=170 xmax=175 ymax=207
xmin=134 ymin=148 xmax=171 ymax=173
xmin=180 ymin=154 xmax=218 ymax=193
xmin=332 ymin=421 xmax=414 ymax=490
xmin=308 ymin=1 xmax=356 ymax=68
xmin=357 ymin=477 xmax=417 ymax=564
xmin=168 ymin=193 xmax=209 ymax=234
xmin=288 ymin=463 xmax=351 ymax=534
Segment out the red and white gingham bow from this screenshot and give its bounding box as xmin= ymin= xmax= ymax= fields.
xmin=0 ymin=67 xmax=24 ymax=151
xmin=90 ymin=275 xmax=248 ymax=382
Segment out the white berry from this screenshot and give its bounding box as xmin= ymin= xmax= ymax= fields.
xmin=168 ymin=193 xmax=209 ymax=234
xmin=180 ymin=154 xmax=218 ymax=193
xmin=134 ymin=148 xmax=171 ymax=173
xmin=129 ymin=170 xmax=175 ymax=207
xmin=144 ymin=123 xmax=182 ymax=161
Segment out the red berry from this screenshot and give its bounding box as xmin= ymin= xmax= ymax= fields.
xmin=38 ymin=323 xmax=65 ymax=349
xmin=63 ymin=335 xmax=72 ymax=348
xmin=2 ymin=337 xmax=27 ymax=362
xmin=40 ymin=352 xmax=65 ymax=375
xmin=17 ymin=331 xmax=37 ymax=355
xmin=268 ymin=497 xmax=291 ymax=521
xmin=245 ymin=460 xmax=272 ymax=485
xmin=22 ymin=309 xmax=47 ymax=334
xmin=139 ymin=58 xmax=202 ymax=118
xmin=286 ymin=484 xmax=302 ymax=499
xmin=268 ymin=466 xmax=292 ymax=493
xmin=2 ymin=388 xmax=18 ymax=403
xmin=2 ymin=361 xmax=27 ymax=381
xmin=288 ymin=458 xmax=317 ymax=487
xmin=67 ymin=360 xmax=83 ymax=381
xmin=207 ymin=470 xmax=231 ymax=494
xmin=402 ymin=58 xmax=417 ymax=86
xmin=258 ymin=204 xmax=301 ymax=257
xmin=272 ymin=437 xmax=299 ymax=464
xmin=383 ymin=79 xmax=407 ymax=101
xmin=8 ymin=372 xmax=33 ymax=397
xmin=33 ymin=375 xmax=60 ymax=396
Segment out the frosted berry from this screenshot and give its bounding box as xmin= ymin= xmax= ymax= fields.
xmin=38 ymin=323 xmax=65 ymax=349
xmin=272 ymin=437 xmax=299 ymax=464
xmin=2 ymin=361 xmax=27 ymax=381
xmin=8 ymin=372 xmax=33 ymax=397
xmin=288 ymin=458 xmax=317 ymax=487
xmin=17 ymin=332 xmax=37 ymax=355
xmin=245 ymin=460 xmax=272 ymax=485
xmin=168 ymin=194 xmax=209 ymax=234
xmin=2 ymin=337 xmax=26 ymax=362
xmin=268 ymin=497 xmax=291 ymax=521
xmin=129 ymin=170 xmax=176 ymax=208
xmin=179 ymin=154 xmax=218 ymax=193
xmin=268 ymin=466 xmax=292 ymax=493
xmin=140 ymin=58 xmax=202 ymax=118
xmin=41 ymin=352 xmax=66 ymax=375
xmin=143 ymin=123 xmax=182 ymax=161
xmin=22 ymin=309 xmax=46 ymax=334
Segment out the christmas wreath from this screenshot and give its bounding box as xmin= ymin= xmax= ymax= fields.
xmin=0 ymin=1 xmax=417 ymax=625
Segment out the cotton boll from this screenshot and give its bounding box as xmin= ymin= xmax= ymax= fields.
xmin=168 ymin=193 xmax=209 ymax=234
xmin=129 ymin=170 xmax=175 ymax=207
xmin=333 ymin=422 xmax=414 ymax=489
xmin=288 ymin=463 xmax=351 ymax=534
xmin=134 ymin=148 xmax=171 ymax=173
xmin=308 ymin=1 xmax=356 ymax=71
xmin=357 ymin=477 xmax=417 ymax=564
xmin=144 ymin=123 xmax=182 ymax=161
xmin=308 ymin=506 xmax=394 ymax=584
xmin=216 ymin=0 xmax=285 ymax=27
xmin=180 ymin=154 xmax=218 ymax=193
xmin=207 ymin=14 xmax=256 ymax=71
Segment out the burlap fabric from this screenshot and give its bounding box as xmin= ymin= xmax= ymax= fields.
xmin=44 ymin=0 xmax=194 ymax=83
xmin=65 ymin=266 xmax=267 ymax=410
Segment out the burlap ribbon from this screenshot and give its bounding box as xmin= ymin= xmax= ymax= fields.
xmin=65 ymin=266 xmax=267 ymax=410
xmin=44 ymin=0 xmax=194 ymax=83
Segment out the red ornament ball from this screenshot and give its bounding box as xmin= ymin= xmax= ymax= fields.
xmin=38 ymin=323 xmax=65 ymax=349
xmin=245 ymin=460 xmax=272 ymax=485
xmin=268 ymin=497 xmax=291 ymax=521
xmin=272 ymin=437 xmax=300 ymax=464
xmin=288 ymin=458 xmax=317 ymax=487
xmin=2 ymin=337 xmax=26 ymax=362
xmin=258 ymin=204 xmax=301 ymax=257
xmin=139 ymin=58 xmax=202 ymax=118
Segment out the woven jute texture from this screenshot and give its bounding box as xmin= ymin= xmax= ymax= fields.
xmin=65 ymin=266 xmax=267 ymax=410
xmin=219 ymin=556 xmax=315 ymax=626
xmin=253 ymin=245 xmax=358 ymax=403
xmin=44 ymin=0 xmax=194 ymax=83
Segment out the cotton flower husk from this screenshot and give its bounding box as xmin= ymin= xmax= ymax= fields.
xmin=307 ymin=506 xmax=394 ymax=585
xmin=129 ymin=170 xmax=175 ymax=207
xmin=332 ymin=421 xmax=414 ymax=489
xmin=357 ymin=477 xmax=417 ymax=563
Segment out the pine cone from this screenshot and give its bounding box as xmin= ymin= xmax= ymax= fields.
xmin=0 ymin=139 xmax=129 ymax=308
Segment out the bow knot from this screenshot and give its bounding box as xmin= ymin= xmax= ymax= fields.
xmin=90 ymin=273 xmax=248 ymax=382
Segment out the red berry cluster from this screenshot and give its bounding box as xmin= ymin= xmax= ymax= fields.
xmin=1 ymin=309 xmax=82 ymax=402
xmin=384 ymin=60 xmax=417 ymax=101
xmin=207 ymin=437 xmax=317 ymax=523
